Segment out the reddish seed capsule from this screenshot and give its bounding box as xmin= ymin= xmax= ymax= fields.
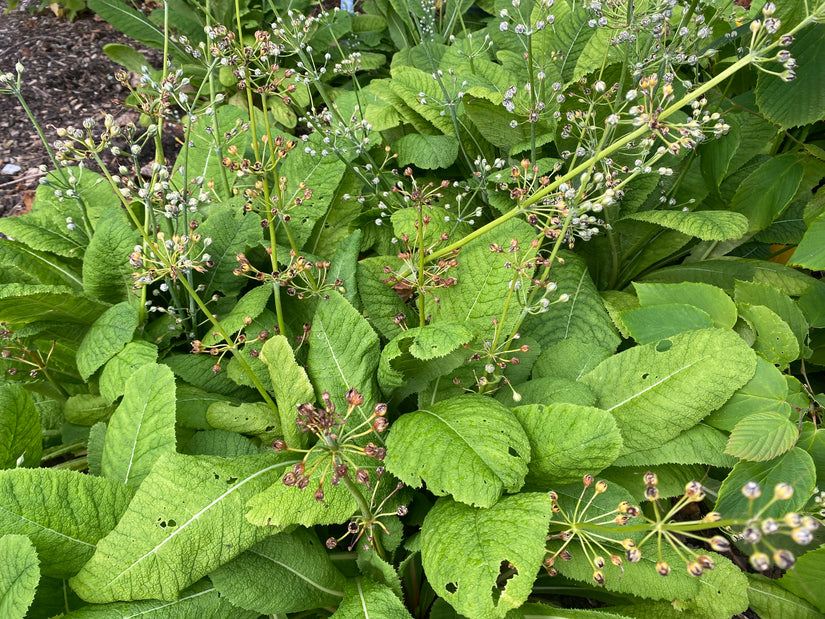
xmin=282 ymin=471 xmax=297 ymax=486
xmin=326 ymin=537 xmax=337 ymax=549
xmin=656 ymin=561 xmax=671 ymax=576
xmin=272 ymin=439 xmax=287 ymax=451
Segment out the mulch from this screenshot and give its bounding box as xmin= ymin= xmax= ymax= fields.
xmin=0 ymin=2 xmax=160 ymax=216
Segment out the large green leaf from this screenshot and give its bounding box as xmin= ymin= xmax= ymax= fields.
xmin=790 ymin=211 xmax=825 ymax=271
xmin=738 ymin=303 xmax=800 ymax=367
xmin=260 ymin=335 xmax=315 ymax=450
xmin=0 ymin=534 xmax=39 ymax=619
xmin=715 ymin=448 xmax=816 ymax=519
xmin=200 ymin=286 xmax=271 ymax=347
xmin=82 ymin=205 xmax=141 ymax=304
xmin=420 ymin=494 xmax=554 ymax=619
xmin=747 ymin=574 xmax=825 ymax=619
xmin=634 ymin=281 xmax=737 ymax=329
xmin=0 ymin=209 xmax=85 ymax=259
xmin=580 ymin=329 xmax=756 ymax=452
xmin=394 ymin=134 xmax=459 ymax=169
xmin=205 ymin=402 xmax=279 ymax=442
xmin=734 ymin=281 xmax=808 ymax=348
xmin=99 ymin=340 xmax=158 ymax=404
xmin=0 ymin=384 xmax=41 ymax=468
xmin=511 ymin=403 xmax=622 ymax=486
xmin=0 ymin=239 xmax=82 ymax=289
xmin=70 ymin=452 xmax=288 ymax=602
xmin=621 ymin=303 xmax=713 ymax=344
xmin=730 ymin=154 xmax=804 ymax=233
xmin=331 ymin=577 xmax=412 ymax=619
xmin=612 ymin=423 xmax=737 ymax=468
xmin=308 ymin=292 xmax=381 ymax=433
xmin=63 ymin=580 xmax=256 ymax=618
xmin=521 ymin=251 xmax=620 ymax=352
xmin=435 ymin=218 xmax=535 ymax=335
xmin=101 ymin=363 xmax=176 ymax=487
xmin=210 ymin=529 xmax=345 ymax=614
xmin=87 ymin=0 xmax=182 ymax=51
xmin=0 ymin=469 xmax=133 ymax=577
xmin=385 ymin=394 xmax=530 ymax=507
xmin=0 ymin=284 xmax=107 ymax=336
xmin=756 ymin=24 xmax=825 ymax=129
xmin=625 ymin=210 xmax=749 ymax=241
xmin=725 ymin=411 xmax=798 ymax=462
xmin=778 ymin=546 xmax=825 ymax=613
xmin=76 ymin=302 xmax=138 ymax=381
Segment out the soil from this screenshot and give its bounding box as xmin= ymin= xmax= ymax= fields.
xmin=0 ymin=2 xmax=161 ymax=216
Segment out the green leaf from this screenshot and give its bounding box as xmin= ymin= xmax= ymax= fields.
xmin=164 ymin=354 xmax=252 ymax=398
xmin=0 ymin=209 xmax=84 ymax=259
xmin=330 ymin=230 xmax=362 ymax=307
xmin=634 ymin=282 xmax=737 ymax=329
xmin=621 ymin=303 xmax=713 ymax=344
xmin=64 ymin=394 xmax=115 ymax=426
xmin=76 ymin=302 xmax=138 ymax=381
xmin=0 ymin=535 xmax=39 ymax=619
xmin=201 ymin=286 xmax=272 ymax=347
xmin=791 ymin=211 xmax=825 ymax=270
xmin=756 ymin=24 xmax=825 ymax=129
xmin=0 ymin=239 xmax=82 ymax=289
xmin=101 ymin=363 xmax=176 ymax=487
xmin=798 ymin=422 xmax=825 ymax=484
xmin=102 ymin=42 xmax=153 ymax=73
xmin=532 ymin=338 xmax=612 ymax=381
xmin=624 ymin=210 xmax=749 ymax=241
xmin=210 ymin=528 xmax=344 ymax=614
xmin=511 ymin=403 xmax=622 ymax=486
xmin=69 ymin=452 xmax=288 ymax=602
xmin=384 ymin=394 xmax=530 ymax=508
xmin=184 ymin=430 xmax=259 ymax=457
xmin=0 ymin=468 xmax=133 ymax=577
xmin=612 ymin=424 xmax=737 ymax=468
xmin=260 ymin=335 xmax=314 ymax=450
xmin=87 ymin=422 xmax=107 ymax=476
xmin=497 ymin=377 xmax=596 ymax=408
xmin=747 ymin=574 xmax=825 ymax=619
xmin=640 ymin=257 xmax=819 ymax=296
xmin=356 ymin=256 xmax=413 ymax=340
xmin=730 ymin=154 xmax=804 ymax=233
xmin=738 ymin=303 xmax=800 ymax=367
xmin=435 ymin=219 xmax=535 ymax=335
xmin=205 ymin=401 xmax=279 ymax=441
xmin=308 ymin=292 xmax=381 ymax=432
xmin=580 ymin=329 xmax=756 ymax=453
xmin=725 ymin=411 xmax=798 ymax=462
xmin=356 ymin=549 xmax=403 ymax=600
xmin=735 ymin=281 xmax=808 ymax=348
xmin=0 ymin=384 xmax=41 ymax=468
xmin=195 ymin=205 xmax=262 ymax=297
xmin=420 ymin=494 xmax=554 ymax=619
xmin=331 ymin=577 xmax=413 ymax=619
xmin=0 ymin=284 xmax=106 ymax=336
xmin=82 ymin=205 xmax=141 ymax=304
xmin=99 ymin=340 xmax=158 ymax=404
xmin=705 ymin=356 xmax=791 ymax=431
xmin=394 ymin=134 xmax=459 ymax=169
xmin=778 ymin=546 xmax=825 ymax=613
xmin=715 ymin=448 xmax=816 ymax=519
xmin=700 ymin=115 xmax=741 ymax=188
xmin=521 ymin=251 xmax=620 ymax=352
xmin=87 ymin=0 xmax=181 ymax=51
xmin=62 ymin=580 xmax=256 ymax=618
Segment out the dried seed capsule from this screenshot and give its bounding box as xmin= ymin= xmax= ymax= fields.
xmin=594 ymin=556 xmax=605 ymax=569
xmin=583 ymin=474 xmax=594 ymax=487
xmin=593 ymin=570 xmax=605 ymax=585
xmin=656 ymin=561 xmax=671 ymax=576
xmin=774 ymin=483 xmax=794 ymax=500
xmin=686 ymin=561 xmax=704 ymax=577
xmin=697 ymin=555 xmax=715 ymax=570
xmin=644 ymin=471 xmax=658 ymax=486
xmin=710 ymin=536 xmax=731 ymax=552
xmin=626 ymin=548 xmax=642 ymax=563
xmin=750 ymin=552 xmax=770 ymax=572
xmin=742 ymin=481 xmax=761 ymax=499
xmin=326 ymin=537 xmax=338 ymax=549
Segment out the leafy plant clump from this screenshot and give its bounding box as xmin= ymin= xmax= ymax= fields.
xmin=1 ymin=0 xmax=825 ymax=617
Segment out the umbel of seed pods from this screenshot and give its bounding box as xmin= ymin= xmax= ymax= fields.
xmin=272 ymin=388 xmax=388 ymax=503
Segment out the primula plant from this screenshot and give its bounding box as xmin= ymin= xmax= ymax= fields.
xmin=1 ymin=0 xmax=825 ymax=617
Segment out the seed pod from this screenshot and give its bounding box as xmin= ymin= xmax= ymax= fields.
xmin=774 ymin=483 xmax=794 ymax=500
xmin=644 ymin=471 xmax=658 ymax=486
xmin=686 ymin=561 xmax=704 ymax=577
xmin=656 ymin=561 xmax=671 ymax=576
xmin=750 ymin=552 xmax=770 ymax=572
xmin=773 ymin=549 xmax=795 ymax=569
xmin=325 ymin=537 xmax=338 ymax=549
xmin=592 ymin=570 xmax=605 ymax=585
xmin=710 ymin=536 xmax=731 ymax=552
xmin=697 ymin=555 xmax=715 ymax=570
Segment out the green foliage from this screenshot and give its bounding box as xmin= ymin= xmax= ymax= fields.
xmin=3 ymin=0 xmax=825 ymax=615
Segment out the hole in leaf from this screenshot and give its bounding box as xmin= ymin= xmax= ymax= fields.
xmin=167 ymin=519 xmax=176 ymax=527
xmin=227 ymin=476 xmax=238 ymax=484
xmin=492 ymin=560 xmax=518 ymax=604
xmin=446 ymin=582 xmax=458 ymax=594
xmin=641 ymin=373 xmax=649 ymax=380
xmin=159 ymin=521 xmax=167 ymax=528
xmin=508 ymin=446 xmax=519 ymax=457
xmin=213 ymin=473 xmax=220 ymax=480
xmin=655 ymin=339 xmax=672 ymax=352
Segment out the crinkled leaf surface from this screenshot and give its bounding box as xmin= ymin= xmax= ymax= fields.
xmin=70 ymin=452 xmax=288 ymax=602
xmin=0 ymin=284 xmax=106 ymax=337
xmin=725 ymin=411 xmax=798 ymax=462
xmin=0 ymin=384 xmax=41 ymax=468
xmin=520 ymin=251 xmax=620 ymax=352
xmin=201 ymin=286 xmax=271 ymax=347
xmin=210 ymin=528 xmax=345 ymax=614
xmin=0 ymin=534 xmax=39 ymax=619
xmin=625 ymin=210 xmax=749 ymax=241
xmin=747 ymin=574 xmax=824 ymax=619
xmin=101 ymin=363 xmax=176 ymax=487
xmin=0 ymin=468 xmax=133 ymax=578
xmin=735 ymin=281 xmax=809 ymax=348
xmin=580 ymin=329 xmax=756 ymax=452
xmin=621 ymin=303 xmax=713 ymax=344
xmin=730 ymin=154 xmax=804 ymax=233
xmin=738 ymin=303 xmax=799 ymax=367
xmin=99 ymin=340 xmax=158 ymax=404
xmin=330 ymin=577 xmax=412 ymax=619
xmin=194 ymin=205 xmax=262 ymax=297
xmin=511 ymin=403 xmax=622 ymax=486
xmin=532 ymin=338 xmax=612 ymax=381
xmin=612 ymin=423 xmax=737 ymax=468
xmin=791 ymin=211 xmax=825 ymax=271
xmin=385 ymin=394 xmax=530 ymax=507
xmin=421 ymin=494 xmax=554 ymax=619
xmin=395 ymin=134 xmax=459 ymax=169
xmin=308 ymin=292 xmax=381 ymax=434
xmin=205 ymin=402 xmax=279 ymax=440
xmin=76 ymin=302 xmax=139 ymax=381
xmin=82 ymin=205 xmax=141 ymax=304
xmin=261 ymin=335 xmax=315 ymax=450
xmin=716 ymin=448 xmax=816 ymax=519
xmin=62 ymin=580 xmax=255 ymax=618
